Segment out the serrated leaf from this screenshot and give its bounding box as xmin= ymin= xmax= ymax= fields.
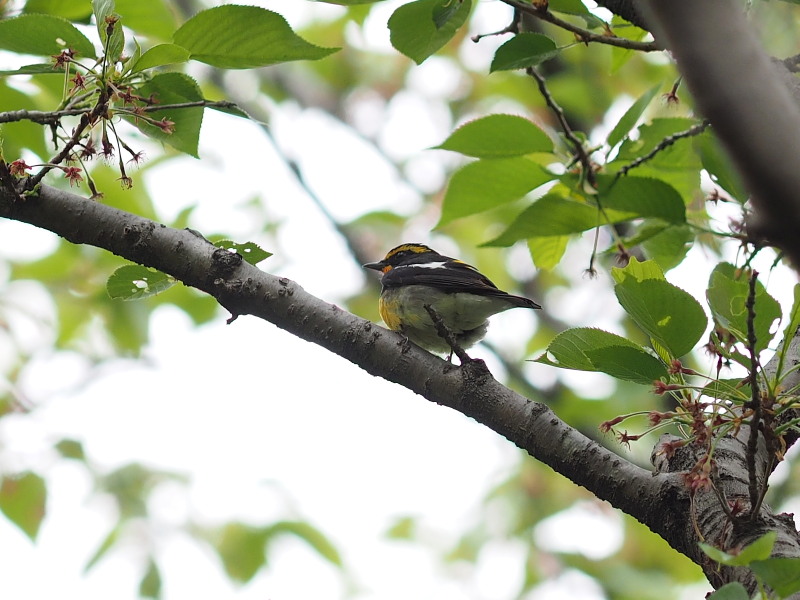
xmin=107 ymin=265 xmax=175 ymax=300
xmin=128 ymin=72 xmax=204 ymax=156
xmin=437 ymin=158 xmax=554 ymax=226
xmin=490 ymin=33 xmax=559 ymax=72
xmin=615 ymin=277 xmax=707 ymax=358
xmin=388 ymin=0 xmax=471 ymax=64
xmin=706 ymin=263 xmax=781 ymax=353
xmin=132 ymin=43 xmax=190 ymax=71
xmin=527 ymin=236 xmax=568 ymax=271
xmin=214 ymin=240 xmax=272 ymax=265
xmin=173 ymin=5 xmax=338 ymax=68
xmin=607 ymin=84 xmax=661 ymax=149
xmin=0 ymin=472 xmax=46 ymax=540
xmin=600 ymin=176 xmax=686 ymax=224
xmin=536 ymin=327 xmax=666 ymax=385
xmin=750 ymin=557 xmax=800 ymax=596
xmin=436 ymin=114 xmax=553 ymax=158
xmin=484 ymin=194 xmax=599 ymax=245
xmin=611 ymin=256 xmax=665 ymax=283
xmin=0 ymin=14 xmax=96 ymax=58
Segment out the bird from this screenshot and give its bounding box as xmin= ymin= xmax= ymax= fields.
xmin=363 ymin=243 xmax=541 ymax=355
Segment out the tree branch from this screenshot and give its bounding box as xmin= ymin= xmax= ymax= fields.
xmin=499 ymin=0 xmax=659 ymax=51
xmin=644 ymin=0 xmax=800 ymax=267
xmin=0 ymin=181 xmax=674 ymax=546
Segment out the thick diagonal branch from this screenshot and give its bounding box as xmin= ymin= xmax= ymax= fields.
xmin=0 ymin=181 xmax=673 ymax=548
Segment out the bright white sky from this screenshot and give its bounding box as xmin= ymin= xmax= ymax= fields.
xmin=0 ymin=1 xmax=798 ymax=600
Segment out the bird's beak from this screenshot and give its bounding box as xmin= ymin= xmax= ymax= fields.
xmin=363 ymin=261 xmax=385 ymax=271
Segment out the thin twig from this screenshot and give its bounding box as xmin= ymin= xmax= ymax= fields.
xmin=27 ymin=103 xmax=104 ymax=188
xmin=744 ymin=270 xmax=764 ymax=520
xmin=0 ymin=100 xmax=241 ymax=125
xmin=471 ymin=8 xmax=520 ymax=42
xmin=498 ymin=0 xmax=660 ymax=52
xmin=0 ymin=108 xmax=86 ymax=125
xmin=526 ymin=66 xmax=596 ymax=187
xmin=615 ymin=120 xmax=710 ymax=179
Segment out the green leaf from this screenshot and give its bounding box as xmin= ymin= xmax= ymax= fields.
xmin=385 ymin=516 xmax=416 ymax=540
xmin=435 ymin=114 xmax=553 ymax=158
xmin=484 ymin=194 xmax=600 ymax=245
xmin=214 ymin=240 xmax=272 ymax=265
xmin=611 ymin=255 xmax=665 ymax=283
xmin=55 ymin=439 xmax=86 ymax=460
xmin=129 ymin=72 xmax=204 ymax=156
xmin=536 ymin=327 xmax=666 ymax=385
xmin=706 ymin=263 xmax=782 ymax=353
xmin=23 ymin=0 xmax=93 ymax=20
xmin=132 ymin=43 xmax=191 ymax=71
xmin=388 ymin=0 xmax=471 ymax=64
xmin=607 ymin=84 xmax=661 ymax=149
xmin=700 ymin=378 xmax=750 ymax=402
xmin=107 ymin=265 xmax=175 ymax=300
xmin=0 ymin=64 xmax=65 ymax=76
xmin=706 ymin=582 xmax=750 ymax=600
xmin=115 ymin=0 xmax=179 ymax=41
xmin=750 ymin=557 xmax=800 ymax=596
xmin=0 ymin=472 xmax=46 ymax=540
xmin=173 ymin=5 xmax=338 ymax=68
xmin=438 ymin=158 xmax=554 ymax=226
xmin=600 ymin=176 xmax=686 ymax=224
xmin=311 ymin=0 xmax=383 ymax=3
xmin=85 ymin=526 xmax=121 ymax=572
xmin=614 ymin=259 xmax=707 ymax=358
xmin=139 ymin=558 xmax=162 ymax=599
xmin=696 ymin=132 xmax=747 ymax=202
xmin=93 ymin=0 xmax=124 ymax=63
xmin=640 ymin=223 xmax=693 ymax=272
xmin=267 ymin=521 xmax=342 ymax=567
xmin=527 ymin=236 xmax=568 ymax=271
xmin=0 ymin=14 xmax=96 ymax=58
xmin=776 ymin=284 xmax=800 ymax=379
xmin=432 ymin=0 xmax=462 ymax=29
xmin=216 ymin=523 xmax=268 ymax=583
xmin=490 ymin=33 xmax=559 ymax=72
xmin=699 ymin=532 xmax=775 ymax=567
xmin=550 ymin=0 xmax=605 ymax=27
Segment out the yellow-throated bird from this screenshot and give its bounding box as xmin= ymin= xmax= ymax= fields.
xmin=364 ymin=243 xmax=541 ymax=354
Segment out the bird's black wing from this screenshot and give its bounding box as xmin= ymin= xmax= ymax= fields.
xmin=382 ymin=260 xmax=500 ymax=293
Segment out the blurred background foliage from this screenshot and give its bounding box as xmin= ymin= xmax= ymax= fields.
xmin=1 ymin=0 xmax=800 ymax=598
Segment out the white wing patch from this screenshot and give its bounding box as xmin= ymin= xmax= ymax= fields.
xmin=395 ymin=261 xmax=448 ymax=269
